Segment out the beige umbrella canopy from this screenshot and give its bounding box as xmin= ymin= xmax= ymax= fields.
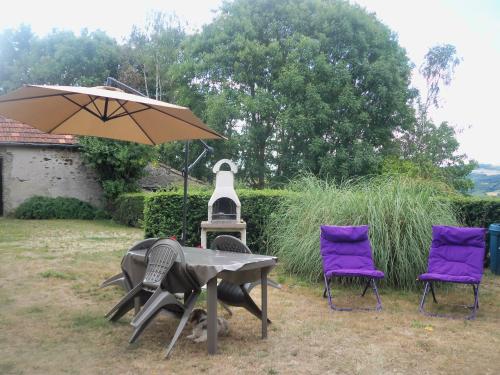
xmin=0 ymin=84 xmax=225 ymax=144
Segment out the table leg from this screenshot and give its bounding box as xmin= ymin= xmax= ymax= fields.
xmin=207 ymin=277 xmax=218 ymax=354
xmin=261 ymin=268 xmax=268 ymax=339
xmin=201 ymin=229 xmax=207 ymax=249
xmin=241 ymin=229 xmax=247 ymax=245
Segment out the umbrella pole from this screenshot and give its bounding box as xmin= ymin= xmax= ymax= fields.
xmin=103 ymin=78 xmax=215 ymax=245
xmin=181 ymin=140 xmax=213 ymax=246
xmin=181 ymin=141 xmax=189 ymax=245
xmin=103 ymin=77 xmax=192 ymax=244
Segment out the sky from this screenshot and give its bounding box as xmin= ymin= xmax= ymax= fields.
xmin=0 ymin=0 xmax=498 ymax=165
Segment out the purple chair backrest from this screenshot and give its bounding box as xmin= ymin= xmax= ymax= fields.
xmin=428 ymin=226 xmax=486 ymax=280
xmin=320 ymin=225 xmax=376 ymax=274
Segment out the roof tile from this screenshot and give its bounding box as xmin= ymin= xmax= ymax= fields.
xmin=0 ymin=115 xmax=77 ymax=145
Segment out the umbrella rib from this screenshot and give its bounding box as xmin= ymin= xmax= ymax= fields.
xmin=108 ymin=107 xmax=150 ymax=121
xmin=46 ymin=106 xmax=85 ymax=133
xmin=149 ymin=106 xmax=225 ymax=139
xmin=87 ymin=95 xmax=103 ymax=117
xmin=106 ymin=99 xmax=127 ymax=118
xmin=0 ymin=92 xmax=79 ymax=103
xmin=121 ymin=105 xmax=156 ymax=145
xmin=105 ymin=99 xmax=150 ymax=120
xmin=62 ymin=95 xmax=104 ymax=120
xmin=46 ymin=95 xmax=96 ymax=133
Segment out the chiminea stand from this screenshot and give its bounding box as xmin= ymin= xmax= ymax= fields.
xmin=200 ymin=221 xmax=247 ymax=249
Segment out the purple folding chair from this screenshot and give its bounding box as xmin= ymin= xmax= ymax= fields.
xmin=320 ymin=225 xmax=384 ymax=311
xmin=418 ymin=225 xmax=486 ymax=320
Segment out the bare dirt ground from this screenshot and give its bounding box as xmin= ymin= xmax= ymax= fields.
xmin=0 ymin=219 xmax=499 ymax=375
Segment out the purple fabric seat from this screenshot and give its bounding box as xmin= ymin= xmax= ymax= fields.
xmin=320 ymin=225 xmax=384 ymax=311
xmin=418 ymin=225 xmax=486 ymax=320
xmin=418 ymin=273 xmax=480 ymax=284
xmin=325 ymin=269 xmax=385 ymax=279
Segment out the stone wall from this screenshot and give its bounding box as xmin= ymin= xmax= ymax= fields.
xmin=0 ymin=145 xmax=103 ymax=214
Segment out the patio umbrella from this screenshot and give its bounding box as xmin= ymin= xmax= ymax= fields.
xmin=0 ymin=82 xmax=225 ymax=243
xmin=0 ymin=84 xmax=224 ymax=144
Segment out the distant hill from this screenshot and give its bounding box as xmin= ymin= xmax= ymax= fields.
xmin=470 ymin=164 xmax=500 ymax=197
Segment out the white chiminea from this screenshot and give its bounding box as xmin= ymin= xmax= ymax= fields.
xmin=200 ymin=159 xmax=246 ymax=248
xmin=207 ymin=159 xmax=241 ymax=223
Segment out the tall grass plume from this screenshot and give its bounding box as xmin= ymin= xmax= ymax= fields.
xmin=266 ymin=175 xmax=459 ymax=289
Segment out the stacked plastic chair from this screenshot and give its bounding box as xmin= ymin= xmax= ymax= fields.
xmin=320 ymin=225 xmax=384 ymax=311
xmin=418 ymin=225 xmax=486 ymax=320
xmin=100 ymin=238 xmax=159 ymax=291
xmin=105 ymin=239 xmax=201 ymax=358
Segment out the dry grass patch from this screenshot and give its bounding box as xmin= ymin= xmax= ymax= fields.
xmin=0 ymin=218 xmax=499 ymax=375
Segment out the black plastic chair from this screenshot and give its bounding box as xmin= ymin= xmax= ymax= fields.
xmin=106 ymin=238 xmax=202 ymax=358
xmin=211 ymin=235 xmax=277 ymax=321
xmin=105 ymin=239 xmax=180 ymax=322
xmin=100 ymin=238 xmax=159 ymax=291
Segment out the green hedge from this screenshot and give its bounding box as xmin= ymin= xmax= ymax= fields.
xmin=116 ymin=189 xmax=500 ymax=259
xmin=447 ymin=196 xmax=500 ymax=264
xmin=14 ymin=196 xmax=107 ymax=220
xmin=111 ymin=193 xmax=146 ymax=227
xmin=143 ymin=189 xmax=291 ymax=252
xmin=446 ymin=196 xmax=500 ymax=228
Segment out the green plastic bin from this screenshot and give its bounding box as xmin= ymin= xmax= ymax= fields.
xmin=489 ymin=224 xmax=500 ymax=275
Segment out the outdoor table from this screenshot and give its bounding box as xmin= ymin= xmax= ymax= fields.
xmin=121 ymin=246 xmax=277 ymax=355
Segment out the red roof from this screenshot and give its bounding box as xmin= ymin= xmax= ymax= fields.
xmin=0 ymin=116 xmax=77 ymax=145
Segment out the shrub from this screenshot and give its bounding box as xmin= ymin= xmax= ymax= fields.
xmin=14 ymin=196 xmax=106 ymax=220
xmin=143 ymin=189 xmax=290 ymax=251
xmin=445 ymin=196 xmax=500 ymax=228
xmin=266 ymin=176 xmax=459 ymax=289
xmin=78 ymin=136 xmax=155 ymax=201
xmin=111 ymin=193 xmax=147 ymax=227
xmin=445 ymin=195 xmax=500 ymax=265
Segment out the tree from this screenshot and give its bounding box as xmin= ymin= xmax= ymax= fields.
xmin=122 ymin=12 xmax=186 ymax=101
xmin=78 ymin=137 xmax=155 ymax=201
xmin=0 ymin=27 xmax=155 ymax=200
xmin=420 ymin=44 xmax=461 ymax=111
xmin=116 ymin=12 xmax=226 ymax=182
xmin=0 ymin=25 xmax=38 ymax=94
xmin=177 ymin=0 xmax=415 ymax=187
xmin=0 ymin=27 xmax=121 ymax=92
xmin=395 ymin=44 xmax=476 ymax=193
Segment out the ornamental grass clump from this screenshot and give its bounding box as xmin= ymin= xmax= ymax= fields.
xmin=266 ymin=176 xmax=459 ymax=289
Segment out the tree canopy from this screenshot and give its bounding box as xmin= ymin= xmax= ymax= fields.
xmin=0 ymin=0 xmax=476 ymax=193
xmin=0 ymin=26 xmax=120 ymax=92
xmin=393 ymin=43 xmax=476 ymax=192
xmin=177 ymin=0 xmax=415 ymax=187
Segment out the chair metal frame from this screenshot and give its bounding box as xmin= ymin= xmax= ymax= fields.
xmin=419 ymin=281 xmax=480 ymax=320
xmin=319 ymin=225 xmax=384 ymax=312
xmin=323 ymin=275 xmax=383 ymax=311
xmin=417 ymin=226 xmax=486 ymax=320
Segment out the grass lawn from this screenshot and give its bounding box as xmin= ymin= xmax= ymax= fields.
xmin=0 ymin=218 xmax=499 ymax=375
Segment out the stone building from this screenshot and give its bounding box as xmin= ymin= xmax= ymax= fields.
xmin=0 ymin=116 xmax=103 ymax=215
xmin=138 ymin=163 xmax=205 ymax=192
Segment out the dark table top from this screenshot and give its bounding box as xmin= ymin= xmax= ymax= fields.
xmin=123 ymin=246 xmax=277 ymax=291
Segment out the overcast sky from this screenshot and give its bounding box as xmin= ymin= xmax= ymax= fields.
xmin=0 ymin=0 xmax=498 ymax=164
